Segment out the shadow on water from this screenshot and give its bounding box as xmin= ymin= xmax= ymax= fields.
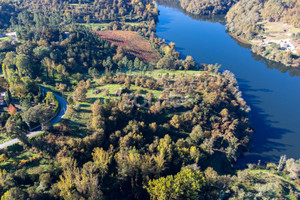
xmin=237 ymin=79 xmax=292 ymax=166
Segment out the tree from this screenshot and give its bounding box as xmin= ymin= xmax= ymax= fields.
xmin=57 ymin=157 xmax=103 ymax=200
xmin=21 ymin=98 xmax=31 ymax=112
xmin=184 ymin=55 xmax=196 ymax=71
xmin=146 ymin=168 xmax=206 ymax=200
xmin=1 ymin=187 xmax=28 ymax=200
xmin=15 ymin=54 xmax=32 ymax=77
xmin=134 ymin=57 xmax=140 ymax=70
xmin=5 ymin=118 xmax=29 ymax=146
xmin=44 ymin=92 xmax=55 ymax=106
xmin=189 ymin=125 xmax=204 ymax=145
xmin=4 ymin=89 xmax=11 ymax=105
xmin=23 ymin=104 xmax=51 ymax=129
xmin=73 ymin=85 xmax=87 ymax=102
xmin=170 ymin=115 xmax=181 ymax=129
xmin=92 ymin=147 xmax=111 ymax=178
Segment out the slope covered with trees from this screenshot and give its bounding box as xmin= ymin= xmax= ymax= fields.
xmin=178 ymin=0 xmax=238 ymax=16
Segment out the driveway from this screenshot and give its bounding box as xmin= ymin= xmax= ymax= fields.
xmin=0 ymin=88 xmax=68 ymax=149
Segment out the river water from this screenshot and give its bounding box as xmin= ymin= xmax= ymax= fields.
xmin=156 ymin=4 xmax=300 ymax=164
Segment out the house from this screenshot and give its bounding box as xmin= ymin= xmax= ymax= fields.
xmin=8 ymin=104 xmax=17 ymax=114
xmin=0 ymin=87 xmax=6 ymax=106
xmin=5 ymin=32 xmax=17 ymax=41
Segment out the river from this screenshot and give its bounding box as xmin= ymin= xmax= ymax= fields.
xmin=156 ymin=4 xmax=300 ymax=164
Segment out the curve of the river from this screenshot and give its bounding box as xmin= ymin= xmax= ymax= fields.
xmin=156 ymin=5 xmax=300 ymax=164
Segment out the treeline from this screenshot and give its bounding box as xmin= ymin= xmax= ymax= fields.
xmin=177 ymin=0 xmax=238 ymax=16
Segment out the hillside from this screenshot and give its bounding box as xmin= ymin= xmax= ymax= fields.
xmin=178 ymin=0 xmax=238 ymax=16
xmin=226 ymin=0 xmax=300 ymax=67
xmin=94 ymin=30 xmax=161 ymax=63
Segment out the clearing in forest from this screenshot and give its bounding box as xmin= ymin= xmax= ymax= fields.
xmin=94 ymin=30 xmax=161 ymax=63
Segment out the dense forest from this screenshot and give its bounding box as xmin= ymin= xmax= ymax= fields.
xmin=0 ymin=0 xmax=300 ymax=199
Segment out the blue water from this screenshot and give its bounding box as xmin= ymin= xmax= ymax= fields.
xmin=157 ymin=5 xmax=300 ymax=164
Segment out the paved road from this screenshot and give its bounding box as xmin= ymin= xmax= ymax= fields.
xmin=0 ymin=88 xmax=68 ymax=149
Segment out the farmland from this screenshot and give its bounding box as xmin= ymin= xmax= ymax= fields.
xmin=94 ymin=30 xmax=161 ymax=63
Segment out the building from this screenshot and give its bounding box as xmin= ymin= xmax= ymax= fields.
xmin=0 ymin=87 xmax=7 ymax=106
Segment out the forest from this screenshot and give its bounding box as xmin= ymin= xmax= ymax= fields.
xmin=178 ymin=0 xmax=238 ymax=16
xmin=0 ymin=0 xmax=300 ymax=199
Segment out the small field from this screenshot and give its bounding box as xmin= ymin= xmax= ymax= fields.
xmin=94 ymin=30 xmax=161 ymax=63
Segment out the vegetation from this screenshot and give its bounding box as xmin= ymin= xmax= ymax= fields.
xmin=226 ymin=0 xmax=300 ymax=67
xmin=178 ymin=0 xmax=238 ymax=16
xmin=0 ymin=0 xmax=298 ymax=199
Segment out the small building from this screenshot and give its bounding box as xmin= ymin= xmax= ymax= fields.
xmin=5 ymin=32 xmax=17 ymax=41
xmin=0 ymin=87 xmax=6 ymax=106
xmin=8 ymin=104 xmax=17 ymax=114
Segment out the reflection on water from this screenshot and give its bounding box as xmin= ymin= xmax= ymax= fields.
xmin=229 ymin=35 xmax=300 ymax=77
xmin=156 ymin=0 xmax=226 ymax=25
xmin=252 ymin=54 xmax=300 ymax=77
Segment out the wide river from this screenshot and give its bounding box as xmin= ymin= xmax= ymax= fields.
xmin=156 ymin=4 xmax=300 ymax=164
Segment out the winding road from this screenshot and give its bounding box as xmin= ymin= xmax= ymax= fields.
xmin=0 ymin=89 xmax=68 ymax=149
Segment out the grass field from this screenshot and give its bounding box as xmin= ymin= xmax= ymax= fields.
xmin=94 ymin=30 xmax=161 ymax=63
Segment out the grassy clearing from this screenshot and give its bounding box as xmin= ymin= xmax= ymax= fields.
xmin=94 ymin=30 xmax=160 ymax=63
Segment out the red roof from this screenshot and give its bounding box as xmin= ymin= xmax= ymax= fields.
xmin=8 ymin=104 xmax=17 ymax=114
